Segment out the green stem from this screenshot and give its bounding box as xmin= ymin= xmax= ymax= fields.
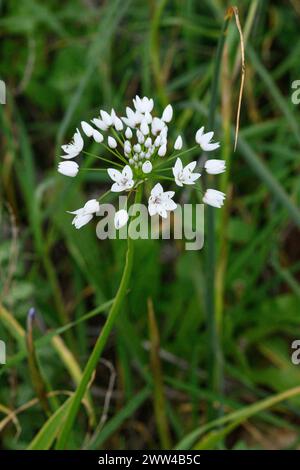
xmin=81 ymin=168 xmax=108 ymax=171
xmin=155 ymin=145 xmax=198 ymax=169
xmin=205 ymin=15 xmax=230 ymax=421
xmin=56 ymin=186 xmax=142 ymax=449
xmin=97 ymin=189 xmax=111 ymax=202
xmin=101 ymin=143 xmax=128 ymax=165
xmin=152 ymin=175 xmax=174 ymax=182
xmin=111 ymin=127 xmax=125 ymax=147
xmin=82 ymin=150 xmax=123 ymax=168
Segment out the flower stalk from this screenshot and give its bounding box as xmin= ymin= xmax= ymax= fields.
xmin=56 ymin=186 xmax=142 ymax=449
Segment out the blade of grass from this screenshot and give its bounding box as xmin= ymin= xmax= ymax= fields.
xmin=204 ymin=10 xmax=230 ymax=421
xmin=176 ymin=385 xmax=300 ymax=450
xmin=247 ymin=45 xmax=300 ymax=146
xmin=147 ymin=298 xmax=171 ymax=449
xmin=86 ymin=387 xmax=151 ymax=449
xmin=27 ymin=397 xmax=72 ymax=450
xmin=236 ymin=135 xmax=300 ymax=228
xmin=26 ymin=308 xmax=52 ymax=415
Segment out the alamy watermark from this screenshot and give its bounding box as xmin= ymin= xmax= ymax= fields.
xmin=0 ymin=80 xmax=6 ymax=104
xmin=0 ymin=340 xmax=6 ymax=364
xmin=291 ymin=80 xmax=300 ymax=104
xmin=96 ymin=199 xmax=204 ymax=251
xmin=291 ymin=340 xmax=300 ymax=365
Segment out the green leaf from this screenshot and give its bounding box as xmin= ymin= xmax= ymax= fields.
xmin=175 ymin=386 xmax=300 ymax=450
xmin=28 ymin=397 xmax=72 ymax=450
xmin=87 ymin=388 xmax=151 ymax=449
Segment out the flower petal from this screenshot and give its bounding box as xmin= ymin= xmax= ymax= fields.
xmin=201 ymin=142 xmax=220 ymax=152
xmin=111 ymin=182 xmax=124 ymax=192
xmin=122 ymin=165 xmax=133 ymax=180
xmin=174 ymin=135 xmax=183 ymax=150
xmin=83 ymin=199 xmax=100 ymax=214
xmin=81 ymin=121 xmax=94 ymax=137
xmin=114 ymin=209 xmax=129 ymax=229
xmin=107 ymin=168 xmax=122 ymax=182
xmin=173 ymin=158 xmax=183 ymax=176
xmin=73 ymin=213 xmax=93 ymax=229
xmin=151 ymin=183 xmax=163 ymax=197
xmin=185 ymin=161 xmax=197 ymax=172
xmin=195 ymin=126 xmax=204 ymax=143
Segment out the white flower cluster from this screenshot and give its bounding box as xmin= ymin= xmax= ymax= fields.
xmin=58 ymin=96 xmax=226 ymax=229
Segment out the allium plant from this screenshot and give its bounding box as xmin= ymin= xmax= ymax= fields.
xmin=58 ymin=96 xmax=226 ymax=230
xmin=55 ymin=96 xmax=226 ymax=448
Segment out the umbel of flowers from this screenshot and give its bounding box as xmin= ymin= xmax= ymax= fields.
xmin=58 ymin=96 xmax=226 ymax=229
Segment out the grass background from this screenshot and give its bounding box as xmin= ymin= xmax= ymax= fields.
xmin=1 ymin=0 xmax=300 ymax=450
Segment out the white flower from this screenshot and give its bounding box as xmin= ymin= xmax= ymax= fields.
xmin=100 ymin=110 xmax=113 ymax=126
xmin=137 ymin=130 xmax=145 ymax=144
xmin=125 ymin=127 xmax=133 ymax=139
xmin=148 ymin=183 xmax=177 ymax=218
xmin=174 ymin=135 xmax=183 ymax=150
xmin=81 ymin=121 xmax=94 ymax=137
xmin=158 ymin=144 xmax=167 ymax=157
xmin=108 ymin=136 xmax=117 ymax=149
xmin=114 ymin=117 xmax=123 ymax=131
xmin=81 ymin=121 xmax=103 ymax=143
xmin=124 ymin=140 xmax=131 ymax=155
xmin=172 ymin=158 xmax=201 ymax=187
xmin=82 ymin=199 xmax=100 ymax=213
xmin=203 ymin=189 xmax=225 ymax=208
xmin=161 ymin=104 xmax=173 ymax=123
xmin=142 ymin=161 xmax=152 ymax=174
xmin=107 ymin=165 xmax=134 ymax=192
xmin=151 ymin=117 xmax=165 ymax=135
xmin=195 ymin=126 xmax=220 ymax=151
xmin=92 ymin=117 xmax=108 ymax=131
xmin=154 ymin=135 xmax=161 ymax=147
xmin=144 ymin=112 xmax=153 ymax=124
xmin=133 ymin=95 xmax=154 ymax=114
xmin=205 ymin=159 xmax=226 ymax=175
xmin=140 ymin=120 xmax=149 ymax=135
xmin=155 ymin=131 xmax=167 ymax=149
xmin=61 ymin=129 xmax=83 ymax=158
xmin=133 ymin=143 xmax=141 ymax=153
xmin=110 ymin=108 xmax=116 ymax=121
xmin=145 ymin=137 xmax=152 ymax=148
xmin=58 ymin=95 xmax=226 ymax=232
xmin=122 ymin=107 xmax=142 ymax=128
xmin=114 ymin=209 xmax=129 ymax=229
xmin=68 ymin=199 xmax=100 ymax=229
xmin=161 ymin=126 xmax=168 ymax=137
xmin=58 ymin=161 xmax=79 ymax=177
xmin=110 ymin=109 xmax=123 ymax=131
xmin=93 ymin=130 xmax=104 ymax=143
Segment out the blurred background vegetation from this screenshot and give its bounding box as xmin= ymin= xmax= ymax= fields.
xmin=1 ymin=0 xmax=300 ymax=450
